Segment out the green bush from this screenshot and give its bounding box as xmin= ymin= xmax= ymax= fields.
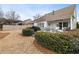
xmin=76 ymin=22 xmax=79 ymax=28
xmin=35 ymin=32 xmax=79 ymax=54
xmin=22 ymin=28 xmax=34 ymax=36
xmin=25 ymin=26 xmax=41 ymax=32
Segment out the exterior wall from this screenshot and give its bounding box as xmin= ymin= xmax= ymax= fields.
xmin=48 ymin=21 xmax=57 ymax=30
xmin=48 ymin=19 xmax=70 ymax=31
xmin=34 ymin=19 xmax=71 ymax=31
xmin=70 ymin=8 xmax=77 ymax=30
xmin=34 ymin=23 xmax=37 ymax=26
xmin=34 ymin=21 xmax=48 ymax=28
xmin=43 ymin=21 xmax=48 ymax=28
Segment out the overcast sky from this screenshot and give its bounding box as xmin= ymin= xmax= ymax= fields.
xmin=0 ymin=4 xmax=79 ymax=21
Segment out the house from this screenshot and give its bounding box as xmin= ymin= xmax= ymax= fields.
xmin=33 ymin=5 xmax=77 ymax=32
xmin=23 ymin=19 xmax=33 ymax=27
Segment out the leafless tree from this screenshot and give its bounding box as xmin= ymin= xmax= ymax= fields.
xmin=0 ymin=8 xmax=4 ymax=18
xmin=33 ymin=14 xmax=41 ymax=20
xmin=5 ymin=10 xmax=20 ymax=20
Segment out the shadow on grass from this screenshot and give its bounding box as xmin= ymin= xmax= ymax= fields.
xmin=19 ymin=33 xmax=32 ymax=37
xmin=33 ymin=40 xmax=56 ymax=54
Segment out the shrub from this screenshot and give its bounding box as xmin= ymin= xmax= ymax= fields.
xmin=22 ymin=28 xmax=34 ymax=36
xmin=35 ymin=32 xmax=79 ymax=54
xmin=77 ymin=22 xmax=79 ymax=28
xmin=31 ymin=26 xmax=41 ymax=32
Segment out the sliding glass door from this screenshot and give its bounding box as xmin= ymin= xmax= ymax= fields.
xmin=59 ymin=22 xmax=68 ymax=30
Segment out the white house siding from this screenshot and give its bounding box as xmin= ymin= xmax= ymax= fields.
xmin=70 ymin=15 xmax=77 ymax=30
xmin=70 ymin=17 xmax=75 ymax=30
xmin=34 ymin=18 xmax=76 ymax=31
xmin=48 ymin=19 xmax=70 ymax=30
xmin=73 ymin=9 xmax=77 ymax=29
xmin=34 ymin=21 xmax=48 ymax=30
xmin=71 ymin=17 xmax=76 ymax=30
xmin=34 ymin=23 xmax=37 ymax=26
xmin=69 ymin=5 xmax=76 ymax=30
xmin=48 ymin=21 xmax=58 ymax=30
xmin=43 ymin=21 xmax=48 ymax=28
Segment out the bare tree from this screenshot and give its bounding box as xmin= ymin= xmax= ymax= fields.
xmin=0 ymin=8 xmax=4 ymax=18
xmin=5 ymin=10 xmax=20 ymax=25
xmin=33 ymin=14 xmax=41 ymax=20
xmin=5 ymin=10 xmax=20 ymax=20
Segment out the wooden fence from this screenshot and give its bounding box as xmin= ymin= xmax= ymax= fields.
xmin=3 ymin=25 xmax=28 ymax=31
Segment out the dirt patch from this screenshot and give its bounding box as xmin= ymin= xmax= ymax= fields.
xmin=0 ymin=33 xmax=9 ymax=39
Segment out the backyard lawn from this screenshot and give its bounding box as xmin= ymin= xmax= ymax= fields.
xmin=0 ymin=32 xmax=9 ymax=39
xmin=1 ymin=29 xmax=79 ymax=54
xmin=0 ymin=30 xmax=54 ymax=54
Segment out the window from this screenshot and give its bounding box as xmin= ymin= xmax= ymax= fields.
xmin=58 ymin=22 xmax=68 ymax=30
xmin=63 ymin=22 xmax=68 ymax=27
xmin=38 ymin=23 xmax=44 ymax=28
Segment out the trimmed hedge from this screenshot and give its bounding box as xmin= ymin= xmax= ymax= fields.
xmin=22 ymin=28 xmax=34 ymax=36
xmin=77 ymin=22 xmax=79 ymax=28
xmin=35 ymin=32 xmax=79 ymax=54
xmin=22 ymin=26 xmax=40 ymax=36
xmin=25 ymin=26 xmax=41 ymax=32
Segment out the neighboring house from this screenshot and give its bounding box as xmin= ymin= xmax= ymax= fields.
xmin=33 ymin=5 xmax=77 ymax=32
xmin=23 ymin=19 xmax=33 ymax=27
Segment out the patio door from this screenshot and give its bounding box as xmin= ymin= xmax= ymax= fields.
xmin=59 ymin=22 xmax=62 ymax=30
xmin=59 ymin=22 xmax=68 ymax=30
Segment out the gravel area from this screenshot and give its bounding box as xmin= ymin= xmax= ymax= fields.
xmin=0 ymin=30 xmax=55 ymax=54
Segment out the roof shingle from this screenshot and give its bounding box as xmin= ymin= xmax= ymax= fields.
xmin=34 ymin=5 xmax=76 ymax=22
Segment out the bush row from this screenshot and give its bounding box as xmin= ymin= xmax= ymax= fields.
xmin=22 ymin=26 xmax=40 ymax=36
xmin=35 ymin=32 xmax=79 ymax=54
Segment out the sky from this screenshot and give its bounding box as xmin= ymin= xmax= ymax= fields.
xmin=0 ymin=4 xmax=79 ymax=21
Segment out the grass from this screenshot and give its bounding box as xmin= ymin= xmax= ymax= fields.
xmin=0 ymin=33 xmax=9 ymax=39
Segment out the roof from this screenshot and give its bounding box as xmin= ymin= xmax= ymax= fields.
xmin=23 ymin=19 xmax=33 ymax=25
xmin=34 ymin=5 xmax=76 ymax=22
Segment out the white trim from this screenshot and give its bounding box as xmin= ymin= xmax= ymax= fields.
xmin=34 ymin=23 xmax=37 ymax=26
xmin=70 ymin=17 xmax=73 ymax=30
xmin=44 ymin=21 xmax=48 ymax=28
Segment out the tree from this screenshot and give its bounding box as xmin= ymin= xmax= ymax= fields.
xmin=33 ymin=14 xmax=41 ymax=20
xmin=0 ymin=8 xmax=4 ymax=18
xmin=5 ymin=10 xmax=20 ymax=25
xmin=5 ymin=10 xmax=20 ymax=20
